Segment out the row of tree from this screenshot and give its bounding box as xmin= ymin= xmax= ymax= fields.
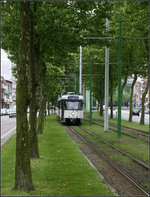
xmin=58 ymin=1 xmax=149 ymax=124
xmin=2 ymin=1 xmax=149 ymax=192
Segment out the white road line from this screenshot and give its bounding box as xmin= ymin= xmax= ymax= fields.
xmin=1 ymin=127 xmax=16 ymax=139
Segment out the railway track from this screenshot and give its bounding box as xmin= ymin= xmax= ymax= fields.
xmin=84 ymin=118 xmax=149 ymax=143
xmin=93 ymin=118 xmax=149 ymax=137
xmin=67 ymin=126 xmax=149 ymax=196
xmin=79 ymin=126 xmax=149 ymax=170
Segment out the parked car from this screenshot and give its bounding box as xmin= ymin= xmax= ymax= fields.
xmin=145 ymin=109 xmax=149 ymax=114
xmin=6 ymin=109 xmax=11 ymax=115
xmin=92 ymin=107 xmax=97 ymax=110
xmin=136 ymin=107 xmax=141 ymax=113
xmin=132 ymin=108 xmax=140 ymax=116
xmin=113 ymin=106 xmax=117 ymax=110
xmin=122 ymin=106 xmax=127 ymax=110
xmin=1 ymin=108 xmax=7 ymax=116
xmin=9 ymin=108 xmax=16 ymax=118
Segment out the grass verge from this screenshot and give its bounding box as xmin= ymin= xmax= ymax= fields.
xmin=1 ymin=115 xmax=114 ymax=196
xmin=86 ymin=111 xmax=149 ymax=132
xmin=78 ymin=120 xmax=149 ymax=165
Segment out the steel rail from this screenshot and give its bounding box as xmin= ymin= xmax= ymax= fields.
xmin=79 ymin=126 xmax=149 ymax=170
xmin=109 ymin=127 xmax=148 ymax=143
xmin=69 ymin=127 xmax=150 ymax=197
xmin=93 ymin=118 xmax=149 ymax=136
xmin=84 ymin=118 xmax=148 ymax=143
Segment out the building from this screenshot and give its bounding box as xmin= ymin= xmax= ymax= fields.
xmin=11 ymin=77 xmax=16 ymax=108
xmin=3 ymin=79 xmax=13 ymax=108
xmin=1 ymin=76 xmax=5 ymax=108
xmin=0 ymin=76 xmax=16 ymax=109
xmin=133 ymin=77 xmax=149 ymax=109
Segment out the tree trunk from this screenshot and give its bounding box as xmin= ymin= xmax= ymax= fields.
xmin=129 ymin=74 xmax=137 ymax=122
xmin=28 ymin=3 xmax=39 ymax=158
xmin=14 ymin=2 xmax=34 ymax=191
xmin=121 ymin=75 xmax=128 ymax=105
xmin=38 ymin=63 xmax=46 ymax=134
xmin=140 ymin=82 xmax=148 ymax=125
xmin=109 ymin=67 xmax=114 ymax=119
xmin=48 ymin=101 xmax=50 ymax=115
xmin=110 ymin=87 xmax=113 ymax=119
xmin=99 ymin=98 xmax=103 ymax=116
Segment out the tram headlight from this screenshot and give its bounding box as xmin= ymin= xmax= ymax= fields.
xmin=72 ymin=112 xmax=75 ymax=116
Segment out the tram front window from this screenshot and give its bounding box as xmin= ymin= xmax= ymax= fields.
xmin=65 ymin=101 xmax=83 ymax=110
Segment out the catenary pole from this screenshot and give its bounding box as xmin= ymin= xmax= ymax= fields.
xmin=148 ymin=1 xmax=150 ymax=126
xmin=104 ymin=17 xmax=109 ymax=132
xmin=79 ymin=46 xmax=82 ymax=94
xmin=118 ymin=18 xmax=122 ymax=138
xmin=74 ymin=72 xmax=76 ymax=93
xmin=90 ymin=52 xmax=92 ymax=125
xmin=76 ymin=68 xmax=79 ymax=94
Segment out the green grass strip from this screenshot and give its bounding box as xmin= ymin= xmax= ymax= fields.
xmin=1 ymin=115 xmax=114 ymax=196
xmin=89 ymin=111 xmax=149 ymax=132
xmin=80 ymin=120 xmax=149 ymax=165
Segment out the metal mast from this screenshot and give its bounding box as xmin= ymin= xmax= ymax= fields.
xmin=79 ymin=46 xmax=82 ymax=94
xmin=104 ymin=17 xmax=109 ymax=131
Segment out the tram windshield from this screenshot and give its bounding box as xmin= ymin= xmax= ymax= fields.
xmin=64 ymin=100 xmax=83 ymax=110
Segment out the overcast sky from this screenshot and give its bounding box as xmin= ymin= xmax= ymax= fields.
xmin=1 ymin=49 xmax=12 ymax=81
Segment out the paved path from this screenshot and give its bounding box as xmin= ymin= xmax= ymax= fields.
xmin=111 ymin=109 xmax=149 ymax=125
xmin=1 ymin=115 xmax=16 ymax=146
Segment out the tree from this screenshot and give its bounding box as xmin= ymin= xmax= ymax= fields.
xmin=28 ymin=2 xmax=39 ymax=158
xmin=14 ymin=2 xmax=34 ymax=191
xmin=128 ymin=74 xmax=137 ymax=122
xmin=37 ymin=63 xmax=46 ymax=134
xmin=140 ymin=82 xmax=148 ymax=125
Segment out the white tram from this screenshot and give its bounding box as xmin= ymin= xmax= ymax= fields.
xmin=57 ymin=92 xmax=84 ymax=124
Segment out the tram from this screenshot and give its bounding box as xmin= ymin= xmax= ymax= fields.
xmin=57 ymin=92 xmax=84 ymax=124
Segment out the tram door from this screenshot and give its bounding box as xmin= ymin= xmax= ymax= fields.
xmin=61 ymin=100 xmax=64 ymax=121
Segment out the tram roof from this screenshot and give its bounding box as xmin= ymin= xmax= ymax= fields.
xmin=58 ymin=93 xmax=83 ymax=101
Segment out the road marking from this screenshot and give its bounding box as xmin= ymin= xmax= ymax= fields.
xmin=1 ymin=127 xmax=16 ymax=139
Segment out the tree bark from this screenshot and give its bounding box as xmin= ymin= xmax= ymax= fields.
xmin=109 ymin=66 xmax=114 ymax=119
xmin=14 ymin=2 xmax=34 ymax=191
xmin=121 ymin=75 xmax=128 ymax=104
xmin=38 ymin=63 xmax=46 ymax=134
xmin=110 ymin=87 xmax=113 ymax=119
xmin=99 ymin=98 xmax=103 ymax=116
xmin=140 ymin=82 xmax=148 ymax=125
xmin=128 ymin=74 xmax=137 ymax=122
xmin=48 ymin=101 xmax=50 ymax=115
xmin=29 ymin=4 xmax=39 ymax=158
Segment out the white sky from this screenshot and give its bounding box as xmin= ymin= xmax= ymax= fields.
xmin=1 ymin=49 xmax=12 ymax=81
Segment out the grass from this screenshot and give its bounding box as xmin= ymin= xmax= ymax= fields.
xmin=88 ymin=111 xmax=149 ymax=132
xmin=73 ymin=126 xmax=133 ymax=166
xmin=78 ymin=120 xmax=149 ymax=165
xmin=1 ymin=115 xmax=114 ymax=196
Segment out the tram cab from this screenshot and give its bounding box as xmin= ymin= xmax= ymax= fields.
xmin=57 ymin=92 xmax=84 ymax=124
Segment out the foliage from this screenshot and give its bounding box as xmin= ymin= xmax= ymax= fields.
xmin=1 ymin=1 xmax=149 ymax=124
xmin=45 ymin=63 xmax=65 ymax=104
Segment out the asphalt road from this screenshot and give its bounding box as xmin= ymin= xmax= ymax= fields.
xmin=1 ymin=110 xmax=149 ymax=146
xmin=110 ymin=109 xmax=149 ymax=125
xmin=1 ymin=115 xmax=16 ymax=146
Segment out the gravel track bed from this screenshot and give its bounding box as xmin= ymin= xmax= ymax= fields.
xmin=63 ymin=125 xmax=149 ymax=196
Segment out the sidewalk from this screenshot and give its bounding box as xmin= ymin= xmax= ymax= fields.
xmin=1 ymin=115 xmax=114 ymax=196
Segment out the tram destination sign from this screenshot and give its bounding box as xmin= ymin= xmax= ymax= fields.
xmin=68 ymin=96 xmax=79 ymax=100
